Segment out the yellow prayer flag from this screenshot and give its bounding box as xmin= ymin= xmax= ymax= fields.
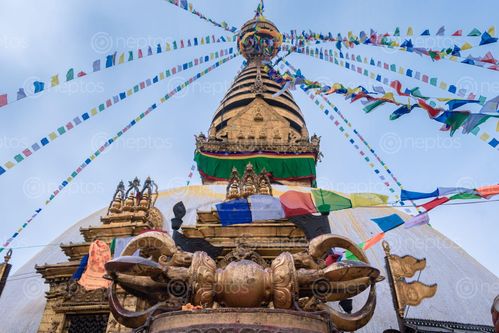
xmin=382 ymin=92 xmax=395 ymax=102
xmin=461 ymin=42 xmax=472 ymax=51
xmin=90 ymin=108 xmax=97 ymax=116
xmin=90 ymin=155 xmax=96 ymax=160
xmin=127 ymin=89 xmax=132 ymax=96
xmin=480 ymin=132 xmax=491 ymax=141
xmin=407 ymin=27 xmax=413 ymax=36
xmin=398 ymin=67 xmax=404 ymax=75
xmin=350 ymin=193 xmax=389 ymax=208
xmin=4 ymin=161 xmax=15 ymax=169
xmin=118 ymin=53 xmax=124 ymax=64
xmin=496 ymin=120 xmax=499 ymax=132
xmin=159 ymin=72 xmax=165 ymax=80
xmin=160 ymin=97 xmax=165 ymax=103
xmin=165 ymin=42 xmax=171 ymax=51
xmin=488 ymin=26 xmax=496 ymax=37
xmin=439 ymin=81 xmax=448 ymax=90
xmin=49 ymin=132 xmax=57 ymax=140
xmin=51 ymin=75 xmax=59 ymax=87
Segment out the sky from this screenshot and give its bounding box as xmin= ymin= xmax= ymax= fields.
xmin=0 ymin=0 xmax=497 ymax=277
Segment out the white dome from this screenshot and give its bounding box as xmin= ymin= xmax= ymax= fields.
xmin=1 ymin=185 xmax=497 ymax=332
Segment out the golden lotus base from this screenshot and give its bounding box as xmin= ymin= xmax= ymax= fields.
xmin=148 ymin=308 xmax=335 ymax=333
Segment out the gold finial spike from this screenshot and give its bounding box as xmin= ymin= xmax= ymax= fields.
xmin=4 ymin=249 xmax=12 ymax=264
xmin=382 ymin=240 xmax=391 ymax=255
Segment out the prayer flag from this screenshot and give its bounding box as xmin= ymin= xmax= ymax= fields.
xmin=280 ymin=191 xmax=317 ymax=217
xmin=404 ymin=213 xmax=430 ymax=229
xmin=17 ymin=88 xmax=26 ymax=100
xmin=33 ymin=81 xmax=44 ymax=93
xmin=290 ymin=214 xmax=331 ymax=241
xmin=248 ymin=194 xmax=285 ymax=221
xmin=370 ymin=214 xmax=404 ymax=232
xmin=401 ymin=189 xmax=439 ymax=201
xmin=66 ymin=68 xmax=74 ymax=81
xmin=476 ymin=184 xmax=499 ymax=198
xmin=93 ymin=59 xmax=101 ymax=72
xmin=350 ymin=193 xmax=388 ymax=207
xmin=480 ymin=32 xmax=498 ymax=46
xmin=311 ymin=189 xmax=352 ymax=212
xmin=216 ymin=198 xmax=252 ymax=226
xmin=467 ymin=28 xmax=481 ymax=36
xmin=0 ymin=94 xmax=7 ymax=107
xmin=419 ymin=197 xmax=449 ymax=211
xmin=363 ymin=232 xmax=385 ymax=250
xmin=51 ymin=75 xmax=59 ymax=87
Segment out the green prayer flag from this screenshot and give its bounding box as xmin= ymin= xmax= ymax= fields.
xmin=446 ymin=112 xmax=470 ymax=136
xmin=344 ymin=242 xmax=364 ymax=261
xmin=312 ymin=189 xmax=352 ymax=212
xmin=110 ymin=238 xmax=116 ymax=254
xmin=449 ymin=193 xmax=481 ymax=200
xmin=394 ymin=27 xmax=400 ymax=36
xmin=66 ymin=68 xmax=74 ymax=81
xmin=363 ymin=100 xmax=386 ymax=113
xmin=430 ymin=77 xmax=438 ymax=86
xmin=467 ymin=28 xmax=481 ymax=36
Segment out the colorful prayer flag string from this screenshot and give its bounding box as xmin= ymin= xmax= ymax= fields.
xmin=186 ymin=163 xmax=196 ymax=186
xmin=282 ymin=45 xmax=499 ymax=151
xmin=276 ymin=62 xmax=407 ymax=203
xmin=0 ymin=34 xmax=237 ymax=109
xmin=0 ymin=47 xmax=235 ymax=177
xmin=282 ymin=29 xmax=498 ymax=71
xmin=0 ymin=53 xmax=239 ymax=254
xmin=163 ymin=0 xmax=238 ymax=33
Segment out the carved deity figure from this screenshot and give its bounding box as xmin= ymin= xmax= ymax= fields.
xmin=226 ymin=167 xmax=241 ymax=200
xmin=241 ymin=163 xmax=257 ymax=197
xmin=257 ymin=168 xmax=272 ymax=196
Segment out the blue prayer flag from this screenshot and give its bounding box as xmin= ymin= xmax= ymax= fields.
xmin=370 ymin=214 xmax=404 ymax=232
xmin=216 ymin=198 xmax=252 ymax=226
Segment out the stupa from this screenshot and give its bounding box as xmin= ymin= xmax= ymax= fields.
xmin=0 ymin=11 xmax=497 ymax=333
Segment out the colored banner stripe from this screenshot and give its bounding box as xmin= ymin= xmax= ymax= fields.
xmin=0 ymin=34 xmax=236 ymax=109
xmin=0 ymin=53 xmax=238 ymax=254
xmin=0 ymin=47 xmax=235 ymax=177
xmin=198 ymin=151 xmax=317 ymax=159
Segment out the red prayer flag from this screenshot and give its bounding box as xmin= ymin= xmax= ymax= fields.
xmin=452 ymin=30 xmax=462 ymax=36
xmin=419 ymin=196 xmax=449 ymax=212
xmin=390 ymin=80 xmax=409 ymax=96
xmin=0 ymin=94 xmax=7 ymax=107
xmin=279 ymin=190 xmax=317 ymax=217
xmin=418 ymin=99 xmax=441 ymax=118
xmin=476 ymin=184 xmax=499 ymax=198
